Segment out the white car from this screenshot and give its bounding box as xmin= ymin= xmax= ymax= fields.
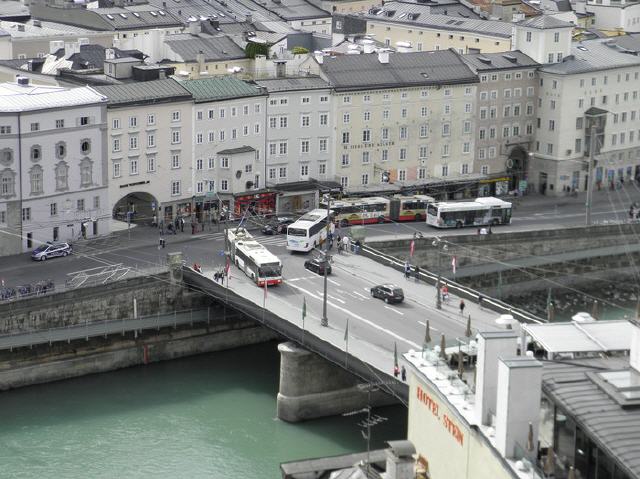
xmin=31 ymin=242 xmax=73 ymax=261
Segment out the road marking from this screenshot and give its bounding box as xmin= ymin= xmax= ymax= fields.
xmin=316 ymin=291 xmax=346 ymax=304
xmin=352 ymin=291 xmax=368 ymax=299
xmin=327 ymin=278 xmax=341 ymax=286
xmin=289 ymin=283 xmax=420 ymax=349
xmin=418 ymin=321 xmax=439 ymax=332
xmin=384 ymin=305 xmax=404 ymax=316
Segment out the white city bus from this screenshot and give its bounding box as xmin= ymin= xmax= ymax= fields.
xmin=286 ymin=209 xmax=334 ymax=252
xmin=426 ymin=197 xmax=512 ymax=228
xmin=227 ymin=228 xmax=283 ymax=286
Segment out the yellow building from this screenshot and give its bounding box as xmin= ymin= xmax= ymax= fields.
xmin=319 ymin=49 xmax=479 ymax=195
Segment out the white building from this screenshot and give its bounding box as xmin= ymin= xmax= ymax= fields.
xmin=529 ymin=37 xmax=640 ymax=194
xmin=0 ymin=77 xmax=109 ymax=256
xmin=255 ymin=77 xmax=333 ymax=189
xmin=94 ymin=79 xmax=195 ymax=224
xmin=585 ymin=0 xmax=640 ymax=32
xmin=180 ymin=77 xmax=268 ymax=219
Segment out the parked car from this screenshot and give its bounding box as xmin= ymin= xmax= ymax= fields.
xmin=261 ymin=224 xmax=276 ymax=235
xmin=370 ymin=284 xmax=404 ymax=304
xmin=31 ymin=242 xmax=73 ymax=261
xmin=275 ymin=216 xmax=295 ymax=234
xmin=304 ymin=257 xmax=332 ymax=275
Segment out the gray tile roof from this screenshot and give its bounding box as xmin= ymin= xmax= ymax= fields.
xmin=164 ymin=34 xmax=246 ymax=62
xmin=367 ymin=1 xmax=480 ymax=21
xmin=608 ymin=33 xmax=640 ymax=54
xmin=462 ymin=50 xmax=539 ymax=71
xmin=542 ymin=358 xmax=640 ymax=478
xmin=180 ymin=76 xmax=265 ymax=102
xmin=255 ymin=76 xmax=330 ymax=92
xmin=97 ymin=6 xmax=182 ymax=29
xmin=94 ymin=79 xmax=192 ymax=106
xmin=517 ymin=14 xmax=572 ymax=29
xmin=540 ymin=38 xmax=640 ymax=75
xmin=361 ymin=2 xmax=511 ymax=38
xmin=252 ymin=0 xmax=330 ymax=21
xmin=319 ymin=50 xmax=478 ymax=91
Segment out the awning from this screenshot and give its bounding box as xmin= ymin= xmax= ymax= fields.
xmin=523 ymin=320 xmax=632 ymax=354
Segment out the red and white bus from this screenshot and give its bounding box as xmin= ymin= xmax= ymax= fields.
xmin=389 ymin=194 xmax=435 ymax=222
xmin=320 ymin=194 xmax=435 ymax=226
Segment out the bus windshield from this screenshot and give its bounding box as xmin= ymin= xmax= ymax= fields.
xmin=259 ymin=263 xmax=282 ymax=277
xmin=427 ymin=204 xmax=438 ymax=216
xmin=287 ymin=227 xmax=307 ymax=237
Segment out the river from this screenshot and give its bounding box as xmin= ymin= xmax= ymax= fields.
xmin=0 ymin=341 xmax=407 ymax=479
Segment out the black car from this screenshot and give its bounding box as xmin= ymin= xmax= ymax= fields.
xmin=261 ymin=224 xmax=276 ymax=235
xmin=304 ymin=257 xmax=332 ymax=275
xmin=262 ymin=216 xmax=295 ymax=235
xmin=370 ymin=284 xmax=404 ymax=304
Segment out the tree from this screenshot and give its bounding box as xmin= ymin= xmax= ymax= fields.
xmin=244 ymin=42 xmax=270 ymax=59
xmin=292 ymin=46 xmax=309 ymax=55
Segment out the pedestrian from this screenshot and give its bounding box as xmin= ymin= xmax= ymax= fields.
xmin=393 ymin=365 xmax=399 ymax=378
xmin=180 ymin=217 xmax=185 ymax=232
xmin=478 ymin=293 xmax=484 ymax=309
xmin=336 ymin=233 xmax=341 ymax=245
xmin=168 ymin=222 xmax=174 ymax=234
xmin=442 ymin=283 xmax=449 ymax=302
xmin=174 ymin=216 xmax=179 ymax=232
xmin=342 ymin=235 xmax=349 ymax=254
xmin=404 ymin=261 xmax=411 ymax=279
xmin=415 ymin=264 xmax=420 ymax=282
xmin=152 ymin=214 xmax=157 ymax=227
xmin=488 ymin=225 xmax=493 ymax=234
xmin=159 ymin=219 xmax=164 ymax=235
xmin=459 ymin=299 xmax=466 ymax=315
xmin=354 ymin=239 xmax=361 ymax=254
xmin=191 ymin=222 xmax=195 ymax=235
xmin=401 ymin=365 xmax=406 ymax=382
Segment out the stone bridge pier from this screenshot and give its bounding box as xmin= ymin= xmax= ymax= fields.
xmin=276 ymin=341 xmax=399 ymax=423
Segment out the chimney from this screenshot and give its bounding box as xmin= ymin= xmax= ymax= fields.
xmin=158 ymin=69 xmax=166 ymax=79
xmin=49 ymin=40 xmax=65 ymax=54
xmin=385 ymin=441 xmax=416 ymax=479
xmin=245 ymin=12 xmax=252 ymax=23
xmin=378 ymin=49 xmax=390 ymax=64
xmin=362 ymin=39 xmax=374 ymax=54
xmin=196 ymin=50 xmax=205 ymax=71
xmin=64 ymin=41 xmax=80 ymax=59
xmin=189 ymin=19 xmax=201 ymax=35
xmin=275 ymin=60 xmax=286 ymax=78
xmin=105 ymin=48 xmax=116 ymax=60
xmin=474 ymin=331 xmax=518 ymax=427
xmin=495 ymin=357 xmax=543 ymax=460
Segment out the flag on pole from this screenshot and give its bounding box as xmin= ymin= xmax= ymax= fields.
xmin=451 ymin=256 xmax=457 ymax=275
xmin=344 ymin=317 xmax=349 ymax=341
xmin=393 ymin=341 xmax=398 ymax=369
xmin=263 ymin=279 xmax=268 ymax=303
xmin=409 ymin=240 xmax=415 ymax=258
xmin=302 ymin=296 xmax=307 ymax=322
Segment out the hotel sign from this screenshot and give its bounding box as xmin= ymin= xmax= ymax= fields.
xmin=343 ymin=141 xmax=395 ymax=150
xmin=417 ymin=386 xmax=465 ymax=446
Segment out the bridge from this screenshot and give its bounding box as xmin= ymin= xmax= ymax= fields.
xmin=183 ymin=242 xmax=544 ymax=421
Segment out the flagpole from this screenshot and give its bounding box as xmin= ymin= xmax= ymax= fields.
xmin=302 ymin=296 xmax=306 ymax=345
xmin=344 ymin=317 xmax=349 ymax=368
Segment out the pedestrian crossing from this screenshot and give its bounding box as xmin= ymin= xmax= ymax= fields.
xmin=195 ymin=231 xmax=286 ymax=246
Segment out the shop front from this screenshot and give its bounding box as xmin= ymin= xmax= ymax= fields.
xmin=478 ymin=177 xmax=511 ymax=197
xmin=234 ymin=190 xmax=277 ymax=218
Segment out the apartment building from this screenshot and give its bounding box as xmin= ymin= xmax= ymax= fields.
xmin=318 ymin=50 xmax=479 ymax=197
xmin=462 ymin=51 xmax=539 ymax=195
xmin=353 ymin=3 xmax=514 ymax=54
xmin=180 ymin=77 xmax=267 ymax=218
xmin=94 ymin=79 xmax=194 ymax=223
xmin=0 ymin=77 xmax=109 ymax=256
xmin=255 ymin=77 xmax=333 ymax=188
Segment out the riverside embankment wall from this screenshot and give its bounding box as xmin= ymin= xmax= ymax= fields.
xmin=367 ymin=224 xmax=640 ymax=296
xmin=0 ymin=274 xmax=278 ymax=390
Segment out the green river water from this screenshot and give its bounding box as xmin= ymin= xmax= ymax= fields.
xmin=0 ymin=341 xmax=407 ymax=479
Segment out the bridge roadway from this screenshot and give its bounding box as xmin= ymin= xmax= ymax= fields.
xmin=185 ymin=242 xmax=535 ymax=396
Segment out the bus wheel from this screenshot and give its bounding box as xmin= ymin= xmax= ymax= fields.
xmin=492 ymin=219 xmax=500 ymax=226
xmin=340 ymin=219 xmax=349 ymax=228
xmin=456 ymin=221 xmax=463 ymax=229
xmin=377 ymin=216 xmax=385 ymax=224
xmin=415 ymin=213 xmax=422 ymax=222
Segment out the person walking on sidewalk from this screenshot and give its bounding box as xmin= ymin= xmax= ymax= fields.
xmin=180 ymin=217 xmax=185 ymax=232
xmin=414 ymin=265 xmax=420 ymax=282
xmin=404 ymin=261 xmax=411 ymax=279
xmin=459 ymin=299 xmax=466 ymax=315
xmin=401 ymin=366 xmax=407 ymax=381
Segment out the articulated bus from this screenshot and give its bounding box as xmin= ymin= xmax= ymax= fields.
xmin=286 ymin=208 xmax=334 ymax=252
xmin=426 ymin=197 xmax=512 ymax=228
xmin=320 ymin=195 xmax=435 ymax=226
xmin=227 ymin=228 xmax=283 ymax=286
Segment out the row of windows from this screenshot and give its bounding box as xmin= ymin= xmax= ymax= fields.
xmin=268 ymin=163 xmax=327 ymax=180
xmin=479 ymin=123 xmax=533 ymax=139
xmin=112 ymin=112 xmax=180 ymax=130
xmin=269 ymin=114 xmax=329 ymax=128
xmin=268 ymin=96 xmax=329 ymax=106
xmin=575 ymin=71 xmax=639 ymax=88
xmin=337 ymin=142 xmax=470 ymax=166
xmin=480 ymin=88 xmax=535 ymax=100
xmin=1 ymin=140 xmax=92 ymax=165
xmin=197 ymin=103 xmax=262 ymax=120
xmin=480 ymin=71 xmax=536 ymax=82
xmin=338 ymin=164 xmax=489 ymax=188
xmin=0 ymin=161 xmax=92 ymax=197
xmin=479 ymin=104 xmax=533 ymax=120
xmin=340 ymin=122 xmax=472 ymax=144
xmin=112 ymin=131 xmax=180 ymax=152
xmin=17 ymin=196 xmax=101 ymax=223
xmin=338 ymin=86 xmax=474 ymax=105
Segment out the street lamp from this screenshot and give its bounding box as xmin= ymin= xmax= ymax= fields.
xmin=321 ymin=194 xmax=331 ymax=327
xmin=584 ymin=107 xmax=608 ymax=226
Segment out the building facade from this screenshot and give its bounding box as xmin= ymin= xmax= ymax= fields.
xmin=181 ymin=77 xmax=268 ymax=219
xmin=530 ymin=37 xmax=640 ymax=195
xmin=256 ymin=77 xmax=333 ymax=190
xmin=462 ymin=51 xmax=539 ymax=195
xmin=319 ymin=50 xmax=479 ymax=197
xmin=94 ymin=79 xmax=194 ymax=223
xmin=0 ymin=78 xmax=109 ymax=256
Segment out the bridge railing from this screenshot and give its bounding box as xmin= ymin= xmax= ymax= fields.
xmin=360 ymin=244 xmax=545 ymax=325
